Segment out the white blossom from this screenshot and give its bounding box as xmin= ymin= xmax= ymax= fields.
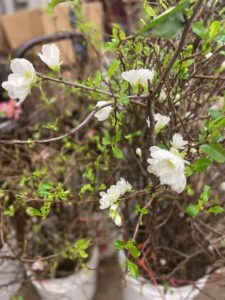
xmin=2 ymin=58 xmax=36 ymax=104
xmin=106 ymin=184 xmax=121 ymax=204
xmin=205 ymin=52 xmax=212 ymax=59
xmin=136 ymin=147 xmax=142 ymax=158
xmin=171 ymin=133 xmax=188 ymax=150
xmin=220 ymin=182 xmax=225 ymax=191
xmin=159 ymin=90 xmax=167 ymax=102
xmin=190 ymin=148 xmax=197 ymax=154
xmin=122 ymin=69 xmax=154 ymax=86
xmin=147 ymin=146 xmax=188 ymax=193
xmin=94 ymin=101 xmax=112 ymax=121
xmin=221 ymin=61 xmax=225 ymax=70
xmin=154 ymin=113 xmax=170 ymax=133
xmin=116 ymin=178 xmax=132 ymax=195
xmin=174 ymin=93 xmax=181 ymax=106
xmin=38 ymin=44 xmax=61 ymax=72
xmin=99 ymin=191 xmax=111 ymax=209
xmin=109 ymin=204 xmax=122 ymax=226
xmin=160 ymin=258 xmax=167 ymax=266
xmin=99 ymin=178 xmax=132 ymax=226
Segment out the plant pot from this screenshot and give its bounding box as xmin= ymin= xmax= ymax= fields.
xmin=0 ymin=244 xmax=23 ymax=300
xmin=30 ymin=247 xmax=99 ymax=300
xmin=119 ymin=251 xmax=208 ymax=300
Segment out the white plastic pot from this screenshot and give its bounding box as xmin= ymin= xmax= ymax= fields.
xmin=31 ymin=247 xmax=99 ymax=300
xmin=0 ymin=244 xmax=23 ymax=300
xmin=119 ymin=251 xmax=208 ymax=300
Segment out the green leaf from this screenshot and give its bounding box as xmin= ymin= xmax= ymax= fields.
xmin=112 ymin=147 xmax=124 ymax=159
xmin=108 ymin=60 xmax=120 ymax=78
xmin=102 ymin=137 xmax=111 ymax=146
xmin=127 ymin=241 xmax=141 ymax=259
xmin=209 ymin=21 xmax=220 ymax=40
xmin=139 ymin=0 xmax=190 ymax=39
xmin=26 ymin=207 xmax=42 ymax=217
xmin=192 ymin=157 xmax=211 ymax=172
xmin=127 ymin=259 xmax=139 ymax=279
xmin=135 ymin=204 xmax=149 ymax=215
xmin=144 ymin=1 xmax=156 ymax=17
xmin=199 ymin=185 xmax=211 ymax=207
xmin=37 ymin=182 xmax=54 ymax=197
xmin=95 ymin=70 xmax=102 ymax=86
xmin=185 ymin=204 xmax=199 ymax=217
xmin=200 ymin=143 xmax=225 ymax=163
xmin=207 ymin=206 xmax=224 ymax=214
xmin=192 ymin=22 xmax=208 ymax=38
xmin=114 ymin=240 xmax=126 ymax=250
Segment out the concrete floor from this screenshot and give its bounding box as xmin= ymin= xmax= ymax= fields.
xmin=16 ymin=255 xmax=225 ymax=300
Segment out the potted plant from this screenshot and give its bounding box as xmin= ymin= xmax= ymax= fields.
xmin=0 ymin=219 xmax=23 ymax=300
xmin=0 ymin=0 xmax=225 ymax=299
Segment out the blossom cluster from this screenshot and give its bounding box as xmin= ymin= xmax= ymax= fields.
xmin=2 ymin=44 xmax=61 ymax=104
xmin=147 ymin=134 xmax=188 ymax=193
xmin=99 ymin=178 xmax=132 ymax=226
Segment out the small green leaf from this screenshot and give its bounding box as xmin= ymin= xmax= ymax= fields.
xmin=198 ymin=185 xmax=211 ymax=207
xmin=127 ymin=259 xmax=139 ymax=279
xmin=200 ymin=143 xmax=225 ymax=163
xmin=95 ymin=70 xmax=102 ymax=86
xmin=108 ymin=60 xmax=120 ymax=78
xmin=112 ymin=147 xmax=124 ymax=159
xmin=26 ymin=207 xmax=42 ymax=217
xmin=192 ymin=157 xmax=211 ymax=172
xmin=102 ymin=137 xmax=111 ymax=146
xmin=192 ymin=22 xmax=207 ymax=38
xmin=209 ymin=21 xmax=220 ymax=40
xmin=185 ymin=204 xmax=199 ymax=217
xmin=207 ymin=206 xmax=224 ymax=214
xmin=114 ymin=240 xmax=126 ymax=250
xmin=144 ymin=1 xmax=156 ymax=17
xmin=127 ymin=240 xmax=141 ymax=259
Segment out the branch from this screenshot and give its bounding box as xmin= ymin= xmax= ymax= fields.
xmin=193 ymin=74 xmax=225 ymax=81
xmin=37 ymin=73 xmax=150 ymax=101
xmin=151 ymin=0 xmax=204 ymax=98
xmin=0 ymin=103 xmax=112 ymax=145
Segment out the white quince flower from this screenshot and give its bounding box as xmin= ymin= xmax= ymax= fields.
xmin=174 ymin=93 xmax=181 ymax=106
xmin=94 ymin=101 xmax=112 ymax=121
xmin=2 ymin=58 xmax=36 ymax=104
xmin=205 ymin=52 xmax=212 ymax=59
xmin=147 ymin=146 xmax=188 ymax=193
xmin=190 ymin=148 xmax=197 ymax=154
xmin=136 ymin=147 xmax=142 ymax=158
xmin=99 ymin=178 xmax=131 ymax=226
xmin=99 ymin=191 xmax=111 ymax=209
xmin=106 ymin=184 xmax=121 ymax=204
xmin=220 ymin=182 xmax=225 ymax=191
xmin=122 ymin=68 xmax=154 ymax=86
xmin=38 ymin=44 xmax=61 ymax=72
xmin=116 ymin=178 xmax=132 ymax=195
xmin=221 ymin=61 xmax=225 ymax=70
xmin=109 ymin=204 xmax=122 ymax=226
xmin=171 ymin=133 xmax=188 ymax=150
xmin=154 ymin=113 xmax=170 ymax=133
xmin=159 ymin=90 xmax=167 ymax=102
